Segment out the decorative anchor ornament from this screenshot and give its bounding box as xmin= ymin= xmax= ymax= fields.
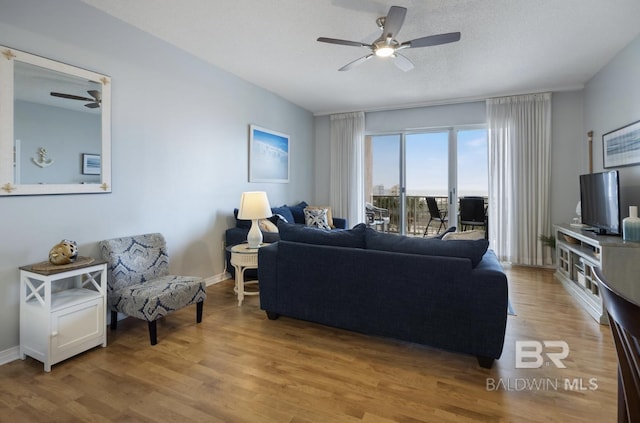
xmin=31 ymin=147 xmax=54 ymax=168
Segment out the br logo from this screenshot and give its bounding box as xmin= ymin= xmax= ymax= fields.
xmin=515 ymin=341 xmax=569 ymax=369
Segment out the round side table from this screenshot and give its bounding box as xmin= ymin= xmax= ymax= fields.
xmin=227 ymin=243 xmax=268 ymax=306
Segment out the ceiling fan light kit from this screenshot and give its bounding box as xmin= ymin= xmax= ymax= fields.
xmin=318 ymin=5 xmax=460 ymax=72
xmin=374 ymin=40 xmax=396 ymax=57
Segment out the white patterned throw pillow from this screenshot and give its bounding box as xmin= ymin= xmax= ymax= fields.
xmin=304 ymin=207 xmax=331 ymax=230
xmin=305 ymin=205 xmax=335 ymax=228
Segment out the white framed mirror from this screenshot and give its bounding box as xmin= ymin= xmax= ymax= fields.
xmin=0 ymin=45 xmax=111 ymax=196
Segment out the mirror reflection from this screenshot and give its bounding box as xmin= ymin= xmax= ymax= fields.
xmin=14 ymin=61 xmax=102 ymax=185
xmin=0 ymin=45 xmax=111 ymax=196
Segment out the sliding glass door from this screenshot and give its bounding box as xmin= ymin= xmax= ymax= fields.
xmin=406 ymin=131 xmax=449 ymax=235
xmin=365 ymin=134 xmax=401 ymax=233
xmin=457 ymin=129 xmax=488 ymax=198
xmin=366 ymin=127 xmax=487 ymax=236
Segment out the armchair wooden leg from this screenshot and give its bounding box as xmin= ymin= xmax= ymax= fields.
xmin=110 ymin=311 xmax=118 ymax=330
xmin=148 ymin=320 xmax=158 ymax=345
xmin=196 ymin=301 xmax=203 ymax=323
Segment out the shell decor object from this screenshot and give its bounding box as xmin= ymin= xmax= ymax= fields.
xmin=48 ymin=239 xmax=79 ymax=265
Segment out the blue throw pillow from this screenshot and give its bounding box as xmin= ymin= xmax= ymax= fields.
xmin=278 ymin=222 xmax=366 ymax=248
xmin=364 ymin=228 xmax=488 ymax=268
xmin=270 ymin=205 xmax=295 ymax=224
xmin=287 ymin=201 xmax=309 ymax=224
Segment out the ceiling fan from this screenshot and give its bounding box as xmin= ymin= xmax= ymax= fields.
xmin=50 ymin=90 xmax=101 ymax=108
xmin=317 ymin=5 xmax=461 ymax=72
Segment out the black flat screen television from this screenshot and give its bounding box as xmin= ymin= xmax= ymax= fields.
xmin=579 ymin=170 xmax=621 ymax=235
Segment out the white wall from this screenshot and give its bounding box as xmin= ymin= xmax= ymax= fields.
xmin=0 ymin=0 xmax=315 ymax=353
xmin=365 ymin=101 xmax=486 ymax=133
xmin=550 ymin=91 xmax=585 ymax=226
xmin=584 ymin=34 xmax=640 ymax=213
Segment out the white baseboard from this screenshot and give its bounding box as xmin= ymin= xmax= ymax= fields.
xmin=0 ymin=346 xmax=20 ymax=366
xmin=205 ymin=272 xmax=231 ymax=286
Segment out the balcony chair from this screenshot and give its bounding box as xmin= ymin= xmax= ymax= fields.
xmin=99 ymin=233 xmax=207 ymax=345
xmin=459 ymin=197 xmax=487 ymax=234
xmin=594 ymin=268 xmax=640 ymax=423
xmin=424 ymin=196 xmax=448 ymax=236
xmin=366 ymin=202 xmax=390 ymax=232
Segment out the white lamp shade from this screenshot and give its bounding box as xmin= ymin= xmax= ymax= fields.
xmin=237 ymin=191 xmax=272 ymax=220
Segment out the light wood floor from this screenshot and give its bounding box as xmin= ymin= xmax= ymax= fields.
xmin=0 ymin=266 xmax=617 ymax=422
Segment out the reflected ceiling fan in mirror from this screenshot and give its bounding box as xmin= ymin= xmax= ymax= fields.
xmin=50 ymin=89 xmax=101 ymax=108
xmin=317 ymin=5 xmax=461 ymax=72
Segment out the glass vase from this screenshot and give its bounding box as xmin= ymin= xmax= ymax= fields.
xmin=623 ymin=206 xmax=640 ymax=242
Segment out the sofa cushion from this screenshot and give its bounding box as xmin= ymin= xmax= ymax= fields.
xmin=304 ymin=207 xmax=331 ymax=229
xmin=278 ymin=222 xmax=366 ymax=248
xmin=288 ymin=201 xmax=309 ymax=224
xmin=271 ymin=205 xmax=295 ymax=224
xmin=365 ymin=228 xmax=489 ymax=268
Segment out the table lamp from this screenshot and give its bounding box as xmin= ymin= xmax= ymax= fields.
xmin=237 ymin=191 xmax=272 ymax=248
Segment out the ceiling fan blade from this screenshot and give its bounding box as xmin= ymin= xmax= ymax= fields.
xmin=87 ymin=90 xmax=101 ymax=101
xmin=50 ymin=92 xmax=95 ymax=102
xmin=392 ymin=53 xmax=414 ymax=72
xmin=317 ymin=37 xmax=371 ymax=48
xmin=339 ymin=54 xmax=374 ymax=71
xmin=381 ymin=6 xmax=407 ymax=40
xmin=401 ymin=32 xmax=461 ymax=49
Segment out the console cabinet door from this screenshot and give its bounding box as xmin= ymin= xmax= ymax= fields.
xmin=50 ymin=298 xmax=104 ymax=363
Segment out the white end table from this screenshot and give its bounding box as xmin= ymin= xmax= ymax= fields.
xmin=228 ymin=243 xmax=268 ymax=306
xmin=19 ymin=257 xmax=107 ymax=372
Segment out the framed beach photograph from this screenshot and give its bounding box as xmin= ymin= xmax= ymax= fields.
xmin=249 ymin=124 xmax=290 ymax=183
xmin=603 ymin=120 xmax=640 ymax=168
xmin=82 ymin=153 xmax=101 ymax=175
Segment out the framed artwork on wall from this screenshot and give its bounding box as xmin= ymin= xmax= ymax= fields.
xmin=249 ymin=124 xmax=290 ymax=183
xmin=603 ymin=120 xmax=640 ymax=168
xmin=82 ymin=153 xmax=101 ymax=175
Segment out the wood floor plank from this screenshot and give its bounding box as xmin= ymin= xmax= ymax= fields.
xmin=0 ymin=266 xmax=617 ymax=422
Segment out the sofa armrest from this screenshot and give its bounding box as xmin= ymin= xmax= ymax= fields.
xmin=225 ymin=227 xmax=250 ymax=247
xmin=333 ymin=217 xmax=347 ymax=229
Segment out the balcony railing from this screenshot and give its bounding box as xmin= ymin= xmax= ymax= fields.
xmin=371 ymin=195 xmax=487 ymax=237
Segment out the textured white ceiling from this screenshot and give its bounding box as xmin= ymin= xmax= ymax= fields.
xmin=79 ymin=0 xmax=640 ymax=115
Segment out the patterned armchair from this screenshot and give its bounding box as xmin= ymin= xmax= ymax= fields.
xmin=99 ymin=233 xmax=206 ymax=345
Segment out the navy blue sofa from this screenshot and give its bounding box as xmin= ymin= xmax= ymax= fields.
xmin=225 ymin=201 xmax=347 ymax=277
xmin=258 ymin=223 xmax=508 ymax=368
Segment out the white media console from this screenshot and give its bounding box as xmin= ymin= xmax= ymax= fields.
xmin=554 ymin=223 xmax=640 ymax=324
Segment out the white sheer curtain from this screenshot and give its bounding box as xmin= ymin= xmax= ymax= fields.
xmin=330 ymin=112 xmax=365 ymax=227
xmin=487 ymin=93 xmax=552 ymax=266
